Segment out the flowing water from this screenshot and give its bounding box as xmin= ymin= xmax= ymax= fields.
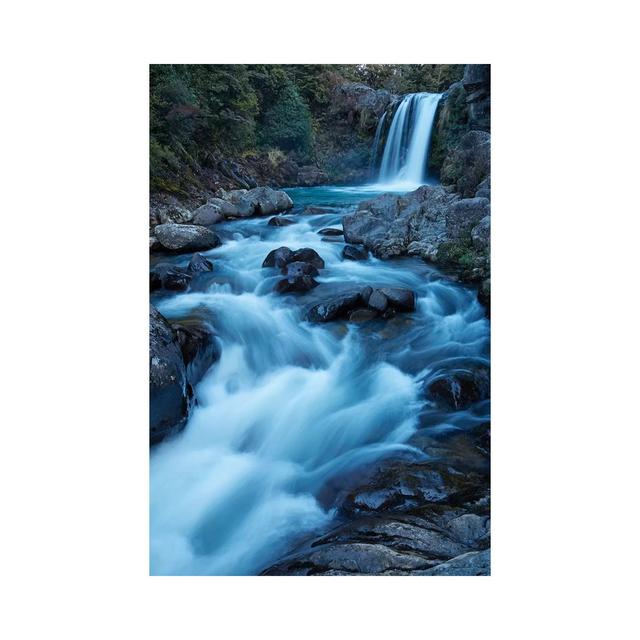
xmin=150 ymin=186 xmax=490 ymax=575
xmin=377 ymin=92 xmax=442 ymax=190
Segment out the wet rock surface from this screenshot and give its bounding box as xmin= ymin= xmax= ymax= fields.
xmin=153 ymin=223 xmax=221 ymax=254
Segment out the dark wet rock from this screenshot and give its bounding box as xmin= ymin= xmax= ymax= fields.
xmin=379 ymin=287 xmax=416 ymax=312
xmin=149 ymin=264 xmax=192 ymax=292
xmin=348 ymin=309 xmax=378 ymax=323
xmin=478 ymin=278 xmax=491 ymax=311
xmin=332 ymin=82 xmax=394 ymax=121
xmin=462 ymin=64 xmax=491 ymax=132
xmin=367 ymin=289 xmax=388 ymax=313
xmin=191 ymin=202 xmax=224 ymax=226
xmin=441 ymin=130 xmax=490 ymax=198
xmin=359 ymin=286 xmax=373 ymax=306
xmin=281 ymin=261 xmax=319 ymax=278
xmin=318 ymin=228 xmax=343 ymax=236
xmin=426 ymin=365 xmax=490 ymax=410
xmin=290 ymin=248 xmax=325 ymax=270
xmin=307 ymin=290 xmax=363 ymax=323
xmin=381 ymin=307 xmax=397 ymax=320
xmin=173 ymin=321 xmax=220 ymax=387
xmin=297 ymin=165 xmax=329 ymax=186
xmin=149 ymin=305 xmax=189 ymax=445
xmin=268 ymin=216 xmax=295 ymax=227
xmin=187 ymin=253 xmax=213 ymax=273
xmin=342 ymin=245 xmax=368 ymax=261
xmin=153 ymin=224 xmax=221 ymax=254
xmin=274 ymin=261 xmax=320 ymax=294
xmin=303 ymin=205 xmax=335 ymax=216
xmin=262 ymin=246 xmax=294 ymax=268
xmin=149 ymin=236 xmax=160 ymax=252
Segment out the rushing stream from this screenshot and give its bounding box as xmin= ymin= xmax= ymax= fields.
xmin=150 ymin=185 xmax=490 ymax=575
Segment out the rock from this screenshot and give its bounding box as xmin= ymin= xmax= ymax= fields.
xmin=359 ymin=286 xmax=373 ymax=305
xmin=262 ymin=246 xmax=294 ymax=268
xmin=379 ymin=287 xmax=416 ymax=312
xmin=441 ymin=130 xmax=490 ymax=198
xmin=367 ymin=289 xmax=388 ymax=313
xmin=426 ymin=365 xmax=490 ymax=410
xmin=475 ymin=176 xmax=491 ymax=200
xmin=307 ymin=290 xmax=363 ymax=322
xmin=420 ymin=549 xmax=490 ymax=576
xmin=462 ymin=64 xmax=490 ymax=131
xmin=318 ymin=228 xmax=343 ymax=236
xmin=471 ymin=216 xmax=490 ymax=250
xmin=274 ymin=261 xmax=320 ymax=294
xmin=149 ymin=305 xmax=189 ymax=444
xmin=342 ymin=245 xmax=368 ymax=261
xmin=297 ymin=166 xmax=329 ymax=186
xmin=268 ymin=216 xmax=295 ymax=227
xmin=332 ymin=82 xmax=394 ymax=122
xmin=191 ymin=203 xmax=224 ymax=226
xmin=234 ymin=186 xmax=294 ymax=217
xmin=153 ymin=224 xmax=221 ymax=254
xmin=290 ymin=248 xmax=325 ymax=270
xmin=343 ymin=185 xmax=457 ymax=260
xmin=446 ymin=197 xmax=490 ymax=240
xmin=173 ymin=321 xmax=221 ymax=387
xmin=188 ymin=253 xmax=213 ymax=273
xmin=157 ymin=203 xmax=193 ymax=225
xmin=149 ymin=264 xmax=192 ymax=292
xmin=281 ymin=261 xmax=319 ymax=278
xmin=149 ymin=236 xmax=160 ymax=252
xmin=303 ymin=205 xmax=335 ymax=216
xmin=478 ymin=278 xmax=491 ymax=312
xmin=349 ymin=309 xmax=378 ymax=323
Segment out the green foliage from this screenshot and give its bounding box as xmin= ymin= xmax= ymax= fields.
xmin=436 ymin=239 xmax=477 ymax=269
xmin=352 ymin=64 xmax=464 ymax=93
xmin=429 ymin=82 xmax=469 ymax=175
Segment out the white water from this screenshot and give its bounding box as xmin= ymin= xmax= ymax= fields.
xmin=150 ymin=190 xmax=489 ymax=575
xmin=376 ymin=92 xmax=442 ymax=191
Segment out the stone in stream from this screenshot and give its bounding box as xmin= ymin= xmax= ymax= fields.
xmin=188 ymin=253 xmax=213 ymax=273
xmin=149 ymin=264 xmax=192 ymax=292
xmin=342 ymin=245 xmax=368 ymax=261
xmin=426 ymin=365 xmax=490 ymax=410
xmin=268 ymin=216 xmax=295 ymax=227
xmin=307 ymin=290 xmax=364 ymax=323
xmin=173 ymin=321 xmax=221 ymax=388
xmin=274 ymin=261 xmax=320 ymax=294
xmin=349 ymin=309 xmax=378 ymax=323
xmin=290 ymin=248 xmax=325 ymax=270
xmin=379 ymin=287 xmax=416 ymax=312
xmin=191 ymin=202 xmax=224 ymax=226
xmin=302 ymin=205 xmax=335 ymax=215
xmin=262 ymin=246 xmax=294 ymax=268
xmin=318 ymin=228 xmax=343 ymax=236
xmin=149 ymin=305 xmax=189 ymax=444
xmin=232 ymin=186 xmax=294 ymax=217
xmin=367 ymin=289 xmax=388 ymax=313
xmin=153 ymin=223 xmax=221 ymax=254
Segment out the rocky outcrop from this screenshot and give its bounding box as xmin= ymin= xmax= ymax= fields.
xmin=149 ymin=305 xmax=220 ymax=445
xmin=263 ymin=425 xmax=490 ymax=576
xmin=297 ymin=166 xmax=329 ymax=186
xmin=462 ymin=64 xmax=490 ymax=131
xmin=153 ymin=224 xmax=221 ymax=254
xmin=441 ymin=131 xmax=490 ymax=198
xmin=331 ymin=82 xmax=394 ymax=128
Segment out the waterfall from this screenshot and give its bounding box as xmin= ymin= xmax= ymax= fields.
xmin=369 ymin=111 xmax=386 ymax=177
xmin=376 ymin=92 xmax=442 ymax=189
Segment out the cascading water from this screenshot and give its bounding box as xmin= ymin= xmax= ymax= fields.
xmin=150 ymin=189 xmax=490 ymax=575
xmin=376 ymin=92 xmax=442 ymax=189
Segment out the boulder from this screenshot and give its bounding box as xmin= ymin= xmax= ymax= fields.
xmin=157 ymin=203 xmax=193 ymax=226
xmin=318 ymin=228 xmax=343 ymax=236
xmin=234 ymin=186 xmax=294 ymax=217
xmin=274 ymin=261 xmax=320 ymax=294
xmin=332 ymin=82 xmax=394 ymax=122
xmin=149 ymin=264 xmax=192 ymax=292
xmin=348 ymin=309 xmax=378 ymax=323
xmin=342 ymin=245 xmax=368 ymax=261
xmin=149 ymin=306 xmax=189 ymax=444
xmin=441 ymin=130 xmax=490 ymax=198
xmin=303 ymin=205 xmax=336 ymax=216
xmin=426 ymin=365 xmax=490 ymax=410
xmin=307 ymin=290 xmax=364 ymax=323
xmin=446 ymin=197 xmax=490 ymax=240
xmin=475 ymin=176 xmax=491 ymax=200
xmin=191 ymin=203 xmax=224 ymax=226
xmin=268 ymin=216 xmax=295 ymax=227
xmin=367 ymin=289 xmax=388 ymax=313
xmin=262 ymin=246 xmax=294 ymax=268
xmin=173 ymin=321 xmax=221 ymax=387
xmin=280 ymin=261 xmax=319 ymax=278
xmin=379 ymin=287 xmax=416 ymax=312
xmin=188 ymin=253 xmax=213 ymax=273
xmin=153 ymin=224 xmax=221 ymax=254
xmin=290 ymin=248 xmax=325 ymax=270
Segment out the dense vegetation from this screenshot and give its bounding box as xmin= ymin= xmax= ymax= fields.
xmin=150 ymin=64 xmax=464 ymax=194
